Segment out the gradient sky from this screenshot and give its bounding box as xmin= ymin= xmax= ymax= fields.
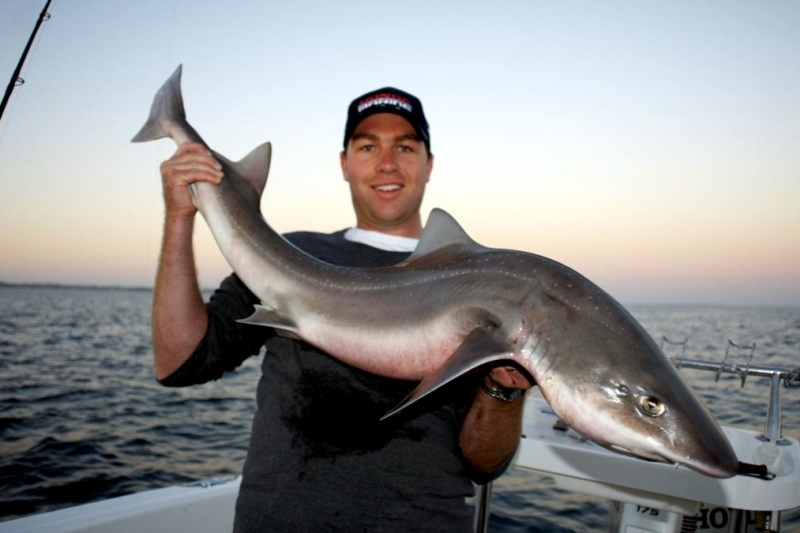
xmin=1 ymin=1 xmax=798 ymax=305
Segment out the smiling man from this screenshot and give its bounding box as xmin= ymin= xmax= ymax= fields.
xmin=340 ymin=88 xmax=433 ymax=238
xmin=152 ymin=86 xmax=532 ymax=532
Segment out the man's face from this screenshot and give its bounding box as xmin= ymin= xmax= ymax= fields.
xmin=340 ymin=113 xmax=433 ymax=238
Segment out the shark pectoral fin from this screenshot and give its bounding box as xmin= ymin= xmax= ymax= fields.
xmin=380 ymin=327 xmax=517 ymax=420
xmin=237 ymin=304 xmax=299 ymax=334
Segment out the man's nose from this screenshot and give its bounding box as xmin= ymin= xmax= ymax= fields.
xmin=378 ymin=148 xmax=397 ymax=171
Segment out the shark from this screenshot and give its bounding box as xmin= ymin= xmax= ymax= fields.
xmin=133 ymin=65 xmax=739 ymax=479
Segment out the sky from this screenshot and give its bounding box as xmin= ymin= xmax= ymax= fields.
xmin=0 ymin=1 xmax=798 ymax=306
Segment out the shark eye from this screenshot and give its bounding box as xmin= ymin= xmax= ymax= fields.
xmin=638 ymin=395 xmax=666 ymax=417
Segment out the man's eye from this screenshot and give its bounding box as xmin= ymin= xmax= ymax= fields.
xmin=397 ymin=145 xmax=413 ymax=153
xmin=360 ymin=144 xmax=375 ymax=152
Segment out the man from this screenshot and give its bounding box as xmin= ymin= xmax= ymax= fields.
xmin=153 ymin=86 xmax=532 ymax=532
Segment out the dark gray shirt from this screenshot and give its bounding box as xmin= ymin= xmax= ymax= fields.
xmin=160 ymin=230 xmax=507 ymax=532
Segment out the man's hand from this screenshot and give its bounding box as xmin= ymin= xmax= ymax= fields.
xmin=160 ymin=142 xmax=224 ymax=220
xmin=152 ymin=142 xmax=220 ymax=380
xmin=459 ymin=366 xmax=534 ymax=476
xmin=486 ymin=366 xmax=533 ymax=390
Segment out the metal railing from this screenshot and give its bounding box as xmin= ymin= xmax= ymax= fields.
xmin=663 ymin=337 xmax=800 ymax=444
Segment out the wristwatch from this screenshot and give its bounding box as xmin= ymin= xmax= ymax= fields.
xmin=480 ymin=378 xmax=526 ymax=402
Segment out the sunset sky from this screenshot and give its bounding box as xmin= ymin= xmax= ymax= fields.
xmin=1 ymin=1 xmax=798 ymax=306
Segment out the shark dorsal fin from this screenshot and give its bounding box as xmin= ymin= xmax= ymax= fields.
xmin=405 ymin=208 xmax=481 ymax=262
xmin=233 ymin=142 xmax=272 ymax=198
xmin=212 ymin=142 xmax=272 ymax=210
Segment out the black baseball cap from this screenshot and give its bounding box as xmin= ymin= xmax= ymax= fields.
xmin=343 ymin=87 xmax=430 ymax=153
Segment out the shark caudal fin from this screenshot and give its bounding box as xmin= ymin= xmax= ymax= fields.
xmin=131 ymin=65 xmax=186 ymax=143
xmin=131 ymin=64 xmax=273 ymax=211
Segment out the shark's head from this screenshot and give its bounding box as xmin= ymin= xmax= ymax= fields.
xmin=530 ymin=281 xmax=739 ymax=479
xmin=572 ymin=360 xmax=739 ymax=478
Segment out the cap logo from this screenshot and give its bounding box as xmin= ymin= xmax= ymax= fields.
xmin=357 ymin=93 xmax=413 ymax=114
xmin=344 ymin=87 xmax=429 ymax=150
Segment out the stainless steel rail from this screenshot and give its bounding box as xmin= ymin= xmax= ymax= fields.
xmin=663 ymin=337 xmax=799 ymax=445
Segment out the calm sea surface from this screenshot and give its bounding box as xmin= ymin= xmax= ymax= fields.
xmin=1 ymin=285 xmax=798 ymax=531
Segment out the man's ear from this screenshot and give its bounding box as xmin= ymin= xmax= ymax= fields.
xmin=340 ymin=150 xmax=349 ymax=181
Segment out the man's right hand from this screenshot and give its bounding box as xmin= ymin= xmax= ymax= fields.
xmin=160 ymin=142 xmax=224 ymax=219
xmin=152 ymin=142 xmax=220 ymax=380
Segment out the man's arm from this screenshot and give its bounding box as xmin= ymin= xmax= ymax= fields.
xmin=152 ymin=142 xmax=223 ymax=380
xmin=459 ymin=367 xmax=532 ymax=475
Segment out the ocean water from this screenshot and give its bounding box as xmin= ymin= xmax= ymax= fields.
xmin=1 ymin=285 xmax=798 ymax=531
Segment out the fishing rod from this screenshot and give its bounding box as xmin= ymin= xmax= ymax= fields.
xmin=0 ymin=0 xmax=53 ymax=124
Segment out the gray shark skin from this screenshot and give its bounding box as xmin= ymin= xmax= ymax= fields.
xmin=133 ymin=65 xmax=739 ymax=478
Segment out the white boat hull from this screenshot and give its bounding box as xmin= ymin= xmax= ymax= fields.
xmin=0 ymin=477 xmax=240 ymax=533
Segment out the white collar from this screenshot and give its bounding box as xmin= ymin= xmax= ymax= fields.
xmin=344 ymin=227 xmax=418 ymax=252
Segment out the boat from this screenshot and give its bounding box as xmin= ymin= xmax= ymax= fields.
xmin=2 ymin=341 xmax=798 ymax=533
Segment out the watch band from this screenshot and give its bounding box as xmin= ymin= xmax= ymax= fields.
xmin=480 ymin=379 xmax=526 ymax=402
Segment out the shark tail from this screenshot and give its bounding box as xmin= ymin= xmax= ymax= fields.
xmin=131 ymin=64 xmax=272 ymax=209
xmin=131 ymin=65 xmax=186 ymax=143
